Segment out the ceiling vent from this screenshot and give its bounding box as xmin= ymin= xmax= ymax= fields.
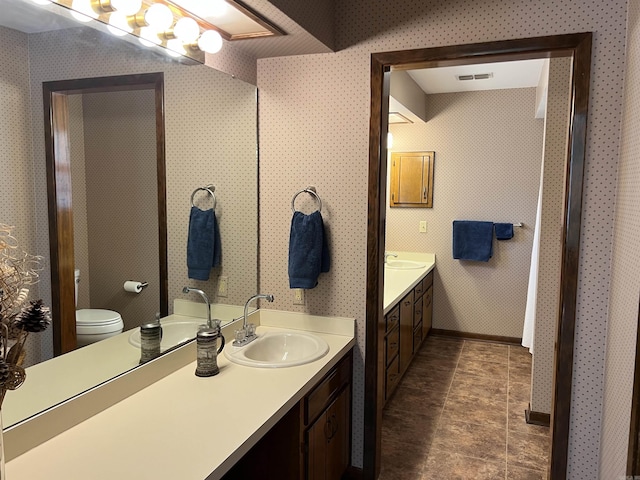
xmin=388 ymin=112 xmax=413 ymax=124
xmin=456 ymin=73 xmax=494 ymax=81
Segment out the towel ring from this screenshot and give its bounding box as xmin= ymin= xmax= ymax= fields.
xmin=291 ymin=187 xmax=322 ymax=213
xmin=191 ymin=185 xmax=216 ymax=209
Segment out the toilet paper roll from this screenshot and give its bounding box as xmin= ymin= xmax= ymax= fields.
xmin=124 ymin=281 xmax=144 ymax=294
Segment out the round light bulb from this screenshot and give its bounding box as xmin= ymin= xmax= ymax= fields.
xmin=110 ymin=0 xmax=142 ymax=16
xmin=107 ymin=11 xmax=132 ymax=36
xmin=70 ymin=0 xmax=98 ymax=22
xmin=166 ymin=38 xmax=186 ymax=57
xmin=144 ymin=3 xmax=173 ymax=30
xmin=197 ymin=30 xmax=222 ymax=54
xmin=173 ymin=17 xmax=199 ymax=43
xmin=138 ymin=26 xmax=161 ymax=47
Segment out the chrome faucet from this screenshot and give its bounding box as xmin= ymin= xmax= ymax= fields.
xmin=384 ymin=252 xmax=398 ymax=263
xmin=182 ymin=286 xmax=213 ymax=328
xmin=233 ymin=293 xmax=274 ymax=347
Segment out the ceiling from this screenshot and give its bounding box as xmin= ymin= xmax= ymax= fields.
xmin=407 ymin=59 xmax=547 ymax=94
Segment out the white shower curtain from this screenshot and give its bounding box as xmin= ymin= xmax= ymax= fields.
xmin=522 ymin=159 xmax=544 ymax=354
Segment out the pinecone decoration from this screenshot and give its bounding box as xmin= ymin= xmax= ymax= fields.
xmin=14 ymin=300 xmax=51 ymax=333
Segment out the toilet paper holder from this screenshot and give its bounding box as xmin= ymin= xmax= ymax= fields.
xmin=123 ymin=281 xmax=149 ymax=293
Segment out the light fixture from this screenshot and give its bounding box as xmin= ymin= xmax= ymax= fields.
xmin=173 ymin=17 xmax=199 ymax=43
xmin=197 ymin=29 xmax=223 ymax=54
xmin=166 ymin=38 xmax=186 ymax=57
xmin=107 ymin=11 xmax=133 ymax=36
xmin=142 ymin=3 xmax=173 ymax=30
xmin=109 ymin=0 xmax=142 ymax=16
xmin=138 ymin=26 xmax=161 ymax=46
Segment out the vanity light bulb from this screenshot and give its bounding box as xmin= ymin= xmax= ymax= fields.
xmin=144 ymin=3 xmax=173 ymax=31
xmin=166 ymin=38 xmax=186 ymax=57
xmin=70 ymin=0 xmax=98 ymax=22
xmin=197 ymin=30 xmax=223 ymax=54
xmin=173 ymin=17 xmax=200 ymax=43
xmin=110 ymin=0 xmax=142 ymax=16
xmin=107 ymin=11 xmax=132 ymax=36
xmin=138 ymin=26 xmax=161 ymax=47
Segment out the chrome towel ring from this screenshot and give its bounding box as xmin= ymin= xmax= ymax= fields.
xmin=291 ymin=186 xmax=322 ymax=213
xmin=191 ymin=184 xmax=216 ymax=209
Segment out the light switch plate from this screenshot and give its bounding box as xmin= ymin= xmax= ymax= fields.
xmin=293 ymin=288 xmax=305 ymax=305
xmin=419 ymin=221 xmax=427 ymax=233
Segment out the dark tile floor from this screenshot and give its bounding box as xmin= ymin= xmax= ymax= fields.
xmin=380 ymin=335 xmax=550 ymax=480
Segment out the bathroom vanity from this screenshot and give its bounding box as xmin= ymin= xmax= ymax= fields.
xmin=5 ymin=310 xmax=355 ymax=480
xmin=383 ymin=253 xmax=435 ymax=403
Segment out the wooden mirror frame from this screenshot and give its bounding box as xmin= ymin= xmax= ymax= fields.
xmin=43 ymin=72 xmax=168 ymax=356
xmin=364 ymin=33 xmax=592 ymax=479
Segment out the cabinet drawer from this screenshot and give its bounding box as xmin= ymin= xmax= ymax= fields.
xmin=413 ymin=299 xmax=423 ymax=328
xmin=414 ymin=282 xmax=424 ymax=298
xmin=422 ymin=271 xmax=433 ymax=290
xmin=385 ymin=326 xmax=399 ymax=366
xmin=385 ymin=355 xmax=400 ymax=401
xmin=413 ymin=322 xmax=423 ymax=352
xmin=385 ymin=305 xmax=400 ymax=332
xmin=305 ymin=354 xmax=352 ymax=426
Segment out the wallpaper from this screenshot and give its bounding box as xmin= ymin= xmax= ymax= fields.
xmin=387 ymin=88 xmax=544 ymax=340
xmin=599 ymin=0 xmax=640 ymax=476
xmin=257 ymin=0 xmax=627 ymax=474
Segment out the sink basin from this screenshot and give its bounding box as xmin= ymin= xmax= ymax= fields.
xmin=385 ymin=260 xmax=426 ymax=270
xmin=129 ymin=320 xmax=204 ymax=349
xmin=224 ymin=331 xmax=329 ymax=368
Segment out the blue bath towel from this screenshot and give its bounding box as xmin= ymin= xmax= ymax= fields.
xmin=288 ymin=211 xmax=330 ymax=289
xmin=187 ymin=206 xmax=221 ymax=281
xmin=494 ymin=223 xmax=514 ymax=240
xmin=452 ymin=220 xmax=494 ymax=262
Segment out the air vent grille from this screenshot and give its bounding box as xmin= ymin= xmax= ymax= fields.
xmin=456 ymin=73 xmax=494 ymax=81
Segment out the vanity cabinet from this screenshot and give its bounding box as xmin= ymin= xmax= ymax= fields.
xmin=384 ymin=269 xmax=434 ymax=403
xmin=222 ymin=350 xmax=353 ymax=480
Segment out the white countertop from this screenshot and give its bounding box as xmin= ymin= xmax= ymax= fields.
xmin=6 ymin=310 xmax=355 ymax=480
xmin=383 ymin=252 xmax=436 ymax=314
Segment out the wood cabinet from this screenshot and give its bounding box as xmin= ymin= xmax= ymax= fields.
xmin=384 ymin=270 xmax=434 ymax=403
xmin=390 ymin=151 xmax=435 ymax=208
xmin=223 ymin=351 xmax=353 ymax=480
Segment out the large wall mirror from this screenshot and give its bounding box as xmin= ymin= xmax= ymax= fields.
xmin=0 ymin=0 xmax=257 ymax=429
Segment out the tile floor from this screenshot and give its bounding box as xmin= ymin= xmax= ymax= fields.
xmin=380 ymin=335 xmax=550 ymax=480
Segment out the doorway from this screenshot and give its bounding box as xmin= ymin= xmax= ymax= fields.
xmin=43 ymin=72 xmax=168 ymax=355
xmin=364 ymin=33 xmax=592 ymax=479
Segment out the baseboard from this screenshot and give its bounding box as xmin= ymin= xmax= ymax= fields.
xmin=525 ymin=404 xmax=551 ymax=427
xmin=430 ymin=328 xmax=522 ymax=345
xmin=343 ymin=466 xmax=364 ymax=479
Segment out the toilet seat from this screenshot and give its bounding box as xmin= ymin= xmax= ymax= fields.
xmin=76 ymin=309 xmax=124 ymax=335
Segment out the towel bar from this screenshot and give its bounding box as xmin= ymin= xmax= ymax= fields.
xmin=291 ymin=186 xmax=322 ymax=213
xmin=191 ymin=185 xmax=216 ymax=209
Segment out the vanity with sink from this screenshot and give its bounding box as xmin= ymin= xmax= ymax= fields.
xmin=383 ymin=252 xmax=435 ymax=402
xmin=5 ymin=309 xmax=355 ymax=480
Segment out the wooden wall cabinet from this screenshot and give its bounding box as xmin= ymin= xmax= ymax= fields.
xmin=390 ymin=151 xmax=435 ymax=208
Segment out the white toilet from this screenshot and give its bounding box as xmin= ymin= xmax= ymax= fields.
xmin=75 ymin=269 xmax=124 ymax=347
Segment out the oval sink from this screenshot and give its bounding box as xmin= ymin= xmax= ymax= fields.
xmin=224 ymin=331 xmax=329 ymax=368
xmin=385 ymin=260 xmax=425 ymax=269
xmin=128 ymin=320 xmax=204 ymax=349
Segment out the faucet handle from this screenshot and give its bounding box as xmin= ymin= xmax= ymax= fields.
xmin=246 ymin=323 xmax=256 ymax=337
xmin=234 ymin=329 xmax=246 ymax=344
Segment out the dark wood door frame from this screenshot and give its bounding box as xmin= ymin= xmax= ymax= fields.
xmin=627 ymin=302 xmax=640 ymax=475
xmin=364 ymin=33 xmax=592 ymax=479
xmin=43 ymin=72 xmax=168 ymax=355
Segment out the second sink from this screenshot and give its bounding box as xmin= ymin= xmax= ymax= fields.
xmin=385 ymin=260 xmax=426 ymax=269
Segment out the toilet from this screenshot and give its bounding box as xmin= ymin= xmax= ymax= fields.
xmin=75 ymin=269 xmax=124 ymax=347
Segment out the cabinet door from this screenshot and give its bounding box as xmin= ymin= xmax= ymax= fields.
xmin=390 ymin=151 xmax=435 ymax=208
xmin=423 ymin=285 xmax=433 ymax=334
xmin=399 ymin=290 xmax=415 ymax=374
xmin=306 ymin=388 xmax=350 ymax=480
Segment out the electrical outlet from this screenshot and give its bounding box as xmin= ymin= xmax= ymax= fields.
xmin=293 ymin=288 xmax=305 ymax=305
xmin=218 ymin=276 xmax=228 ymax=297
xmin=419 ymin=221 xmax=427 ymax=233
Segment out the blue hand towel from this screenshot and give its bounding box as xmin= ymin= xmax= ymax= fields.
xmin=288 ymin=211 xmax=330 ymax=289
xmin=452 ymin=220 xmax=494 ymax=262
xmin=187 ymin=206 xmax=221 ymax=281
xmin=494 ymin=223 xmax=514 ymax=240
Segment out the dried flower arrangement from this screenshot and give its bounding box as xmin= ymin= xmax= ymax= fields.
xmin=0 ymin=224 xmax=50 ymax=407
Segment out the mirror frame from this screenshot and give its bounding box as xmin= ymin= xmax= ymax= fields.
xmin=43 ymin=72 xmax=168 ymax=355
xmin=364 ymin=32 xmax=592 ymax=479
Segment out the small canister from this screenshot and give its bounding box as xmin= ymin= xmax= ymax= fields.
xmin=139 ymin=323 xmax=162 ymax=364
xmin=195 ymin=325 xmax=225 ymax=377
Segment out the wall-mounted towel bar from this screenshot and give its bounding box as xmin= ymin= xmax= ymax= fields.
xmin=191 ymin=184 xmax=216 ymax=209
xmin=513 ymin=223 xmax=523 ymax=227
xmin=291 ymin=186 xmax=322 ymax=213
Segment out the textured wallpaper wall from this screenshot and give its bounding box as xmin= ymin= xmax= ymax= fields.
xmin=21 ymin=26 xmax=257 ymax=362
xmin=600 ymin=1 xmax=640 ymax=477
xmin=387 ymin=88 xmax=544 ymax=340
xmin=257 ymin=0 xmax=627 ymax=474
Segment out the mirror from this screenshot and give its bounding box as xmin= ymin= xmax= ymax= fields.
xmin=0 ymin=0 xmax=257 ymax=428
